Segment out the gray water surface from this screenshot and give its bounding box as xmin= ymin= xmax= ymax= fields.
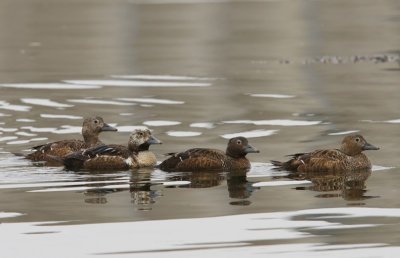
xmin=1 ymin=0 xmax=400 ymax=257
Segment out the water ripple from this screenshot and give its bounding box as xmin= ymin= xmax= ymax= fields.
xmin=0 ymin=101 xmax=31 ymax=112
xmin=40 ymin=114 xmax=83 ymax=120
xmin=221 ymin=129 xmax=278 ymax=139
xmin=111 ymin=74 xmax=221 ymax=81
xmin=65 ymin=80 xmax=211 ymax=87
xmin=0 ymin=83 xmax=101 ymax=89
xmin=223 ymin=119 xmax=322 ymax=126
xmin=20 ymin=99 xmax=73 ymax=108
xmin=116 ymin=98 xmax=184 ymax=105
xmin=67 ymin=99 xmax=135 ymax=106
xmin=143 ymin=120 xmax=181 ymax=126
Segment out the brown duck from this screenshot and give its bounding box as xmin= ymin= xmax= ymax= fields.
xmin=26 ymin=116 xmax=117 ymax=162
xmin=271 ymin=134 xmax=379 ymax=172
xmin=61 ymin=129 xmax=162 ymax=171
xmin=158 ymin=136 xmax=259 ymax=172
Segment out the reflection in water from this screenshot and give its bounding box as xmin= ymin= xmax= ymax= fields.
xmin=290 ymin=169 xmax=374 ymax=203
xmin=167 ymin=171 xmax=225 ymax=188
xmin=129 ymin=169 xmax=162 ymax=211
xmin=80 ymin=172 xmax=128 ymax=205
xmin=167 ymin=170 xmax=256 ymax=206
xmin=227 ymin=171 xmax=255 ymax=206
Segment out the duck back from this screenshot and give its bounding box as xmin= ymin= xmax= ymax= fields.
xmin=159 ymin=148 xmax=250 ymax=172
xmin=26 ymin=140 xmax=86 ymax=162
xmin=273 ymin=149 xmax=372 ymax=172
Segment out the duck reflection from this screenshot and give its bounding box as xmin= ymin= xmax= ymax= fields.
xmin=227 ymin=170 xmax=255 ymax=206
xmin=291 ymin=169 xmax=374 ymax=202
xmin=81 ymin=171 xmax=127 ymax=205
xmin=129 ymin=169 xmax=161 ymax=211
xmin=167 ymin=171 xmax=226 ymax=188
xmin=166 ymin=170 xmax=255 ymax=206
xmin=81 ymin=169 xmax=162 ymax=209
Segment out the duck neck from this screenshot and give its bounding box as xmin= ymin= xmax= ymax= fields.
xmin=129 ymin=142 xmax=150 ymax=154
xmin=340 ymin=144 xmax=361 ymax=156
xmin=226 ymin=148 xmax=245 ymax=159
xmin=83 ymin=131 xmax=100 ymax=147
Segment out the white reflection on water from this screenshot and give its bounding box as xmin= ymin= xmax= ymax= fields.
xmin=0 ymin=101 xmax=31 ymax=112
xmin=166 ymin=131 xmax=202 ymax=137
xmin=16 ymin=118 xmax=35 ymax=122
xmin=143 ymin=120 xmax=181 ymax=126
xmin=253 ymin=180 xmax=311 ymax=187
xmin=115 ymin=125 xmax=149 ymax=132
xmin=7 ymin=140 xmax=31 ymax=145
xmin=223 ymin=119 xmax=321 ymax=126
xmin=15 ymin=132 xmax=37 ymax=137
xmin=116 ymin=98 xmax=185 ymax=105
xmin=52 ymin=127 xmax=80 ymax=134
xmin=0 ymin=83 xmax=101 ymax=89
xmin=249 ymin=93 xmax=295 ymax=99
xmin=0 ymin=127 xmax=18 ymax=132
xmin=111 ymin=74 xmax=221 ymax=80
xmin=0 ymin=136 xmax=18 ymax=142
xmin=362 ymin=118 xmax=400 ymax=124
xmin=1 ymin=208 xmax=400 ymax=258
xmin=65 ymin=80 xmax=211 ymax=87
xmin=40 ymin=114 xmax=83 ymax=120
xmin=21 ymin=126 xmax=57 ymax=132
xmin=221 ymin=129 xmax=278 ymax=139
xmin=67 ymin=99 xmax=135 ymax=106
xmin=328 ymin=130 xmax=360 ymax=135
xmin=20 ymin=99 xmax=73 ymax=108
xmin=0 ymin=212 xmax=23 ymax=219
xmin=190 ymin=122 xmax=215 ymax=129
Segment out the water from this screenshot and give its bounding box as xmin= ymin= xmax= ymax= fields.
xmin=1 ymin=0 xmax=400 ymax=257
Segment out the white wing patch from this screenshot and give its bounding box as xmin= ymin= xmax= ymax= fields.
xmin=125 ymin=157 xmax=134 ymax=166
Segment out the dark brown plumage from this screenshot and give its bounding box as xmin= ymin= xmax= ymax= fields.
xmin=62 ymin=129 xmax=161 ymax=171
xmin=271 ymin=134 xmax=379 ymax=172
xmin=26 ymin=116 xmax=117 ymax=162
xmin=158 ymin=136 xmax=259 ymax=172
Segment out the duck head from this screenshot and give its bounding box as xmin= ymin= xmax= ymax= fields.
xmin=82 ymin=116 xmax=117 ymax=145
xmin=225 ymin=136 xmax=260 ymax=158
xmin=340 ymin=134 xmax=379 ymax=156
xmin=128 ymin=129 xmax=162 ymax=152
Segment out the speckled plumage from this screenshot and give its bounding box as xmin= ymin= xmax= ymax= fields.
xmin=158 ymin=137 xmax=259 ymax=172
xmin=26 ymin=116 xmax=117 ymax=162
xmin=271 ymin=134 xmax=379 ymax=172
xmin=62 ymin=129 xmax=161 ymax=171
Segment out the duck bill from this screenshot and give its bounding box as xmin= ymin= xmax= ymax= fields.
xmin=101 ymin=123 xmax=118 ymax=132
xmin=147 ymin=136 xmax=162 ymax=145
xmin=244 ymin=144 xmax=260 ymax=154
xmin=363 ymin=142 xmax=379 ymax=151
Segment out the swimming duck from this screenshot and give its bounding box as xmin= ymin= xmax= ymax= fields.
xmin=26 ymin=116 xmax=117 ymax=162
xmin=62 ymin=129 xmax=162 ymax=171
xmin=271 ymin=134 xmax=379 ymax=172
xmin=158 ymin=136 xmax=259 ymax=172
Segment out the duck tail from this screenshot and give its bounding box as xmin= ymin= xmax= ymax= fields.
xmin=271 ymin=160 xmax=285 ymax=170
xmin=46 ymin=155 xmax=64 ymax=164
xmin=12 ymin=152 xmax=26 ymax=157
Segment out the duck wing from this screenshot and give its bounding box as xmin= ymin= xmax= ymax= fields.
xmin=62 ymin=144 xmax=130 ymax=171
xmin=272 ymin=149 xmax=346 ymax=172
xmin=82 ymin=144 xmax=130 ymax=158
xmin=298 ymin=149 xmax=349 ymax=172
xmin=159 ymin=148 xmax=226 ymax=172
xmin=27 ymin=140 xmax=85 ymax=161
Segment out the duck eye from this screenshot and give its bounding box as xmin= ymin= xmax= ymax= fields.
xmin=236 ymin=140 xmax=242 ymax=145
xmin=355 ymin=138 xmax=360 ymax=142
xmin=94 ymin=120 xmax=99 ymax=124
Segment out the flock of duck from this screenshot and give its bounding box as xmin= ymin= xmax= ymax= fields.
xmin=20 ymin=116 xmax=380 ymax=174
